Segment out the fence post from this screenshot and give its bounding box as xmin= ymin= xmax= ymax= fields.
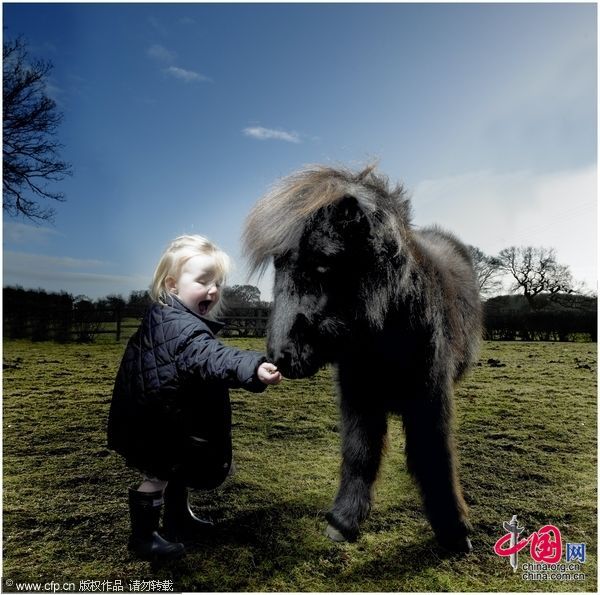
xmin=116 ymin=306 xmax=122 ymax=342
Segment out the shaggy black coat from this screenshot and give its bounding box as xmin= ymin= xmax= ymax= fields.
xmin=243 ymin=164 xmax=482 ymax=553
xmin=107 ymin=296 xmax=266 ymax=488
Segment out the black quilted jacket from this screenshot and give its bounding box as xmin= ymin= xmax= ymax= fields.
xmin=107 ymin=296 xmax=267 ymax=486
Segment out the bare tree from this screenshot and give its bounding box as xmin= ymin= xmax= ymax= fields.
xmin=496 ymin=246 xmax=574 ymax=309
xmin=222 ymin=285 xmax=262 ymax=306
xmin=469 ymin=246 xmax=502 ymax=297
xmin=3 ymin=37 xmax=71 ymax=221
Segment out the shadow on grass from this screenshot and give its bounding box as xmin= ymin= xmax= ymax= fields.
xmin=146 ymin=501 xmax=472 ymax=592
xmin=147 ymin=501 xmax=321 ymax=591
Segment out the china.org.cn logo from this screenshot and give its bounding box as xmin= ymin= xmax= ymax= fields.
xmin=494 ymin=515 xmax=587 ymax=583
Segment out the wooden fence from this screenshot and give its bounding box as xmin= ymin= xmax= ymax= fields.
xmin=73 ymin=306 xmax=271 ymax=341
xmin=2 ymin=305 xmax=271 ymax=342
xmin=4 ymin=300 xmax=596 ymax=343
xmin=220 ymin=306 xmax=271 ymax=338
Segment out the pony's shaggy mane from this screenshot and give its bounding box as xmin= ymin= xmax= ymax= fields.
xmin=243 ymin=164 xmax=412 ymax=277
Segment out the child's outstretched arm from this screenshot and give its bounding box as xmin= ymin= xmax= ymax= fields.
xmin=177 ymin=331 xmax=279 ymax=392
xmin=257 ymin=362 xmax=282 ymax=385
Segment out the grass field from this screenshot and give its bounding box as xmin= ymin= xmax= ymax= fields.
xmin=2 ymin=338 xmax=597 ymax=592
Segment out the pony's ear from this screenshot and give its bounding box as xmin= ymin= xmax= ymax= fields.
xmin=335 ymin=194 xmax=368 ymax=226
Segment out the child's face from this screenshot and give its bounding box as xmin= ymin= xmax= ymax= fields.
xmin=167 ymin=254 xmax=222 ymax=316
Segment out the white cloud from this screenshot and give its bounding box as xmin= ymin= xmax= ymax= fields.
xmin=243 ymin=126 xmax=301 ymax=143
xmin=44 ymin=78 xmax=65 ymax=105
xmin=3 ymin=251 xmax=148 ymax=298
xmin=412 ymin=164 xmax=597 ymax=291
xmin=4 ymin=251 xmax=111 ymax=273
xmin=147 ymin=44 xmax=210 ymax=84
xmin=164 ymin=66 xmax=211 ymax=83
xmin=147 ymin=16 xmax=169 ymax=38
xmin=3 ymin=222 xmax=61 ymax=245
xmin=147 ymin=44 xmax=177 ymax=64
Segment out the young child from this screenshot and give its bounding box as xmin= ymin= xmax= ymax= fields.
xmin=107 ymin=235 xmax=282 ymax=560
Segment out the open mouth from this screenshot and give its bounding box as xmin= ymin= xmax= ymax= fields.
xmin=197 ymin=300 xmax=212 ymax=316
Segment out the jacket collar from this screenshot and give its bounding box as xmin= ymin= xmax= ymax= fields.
xmin=166 ymin=294 xmax=225 ymax=334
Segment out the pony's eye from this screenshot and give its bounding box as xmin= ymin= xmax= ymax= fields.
xmin=316 ymin=266 xmax=329 ymax=275
xmin=274 ymin=253 xmax=290 ymax=268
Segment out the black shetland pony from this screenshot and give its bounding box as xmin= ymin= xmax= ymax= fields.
xmin=243 ymin=165 xmax=482 ymax=553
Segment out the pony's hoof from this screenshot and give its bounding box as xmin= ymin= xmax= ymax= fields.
xmin=439 ymin=535 xmax=473 ymax=555
xmin=325 ymin=523 xmax=347 ymax=542
xmin=459 ymin=537 xmax=473 ymax=554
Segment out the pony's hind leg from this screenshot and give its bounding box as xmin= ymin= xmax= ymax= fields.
xmin=326 ymin=376 xmax=388 ymax=542
xmin=402 ymin=389 xmax=472 ymax=554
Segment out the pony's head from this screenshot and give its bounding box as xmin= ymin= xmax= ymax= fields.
xmin=243 ymin=164 xmax=412 ymax=378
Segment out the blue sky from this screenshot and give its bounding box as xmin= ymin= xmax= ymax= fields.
xmin=3 ymin=2 xmax=597 ymax=300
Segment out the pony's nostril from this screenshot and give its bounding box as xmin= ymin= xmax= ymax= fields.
xmin=276 ymin=349 xmax=293 ymax=371
xmin=267 ymin=342 xmax=294 ymax=371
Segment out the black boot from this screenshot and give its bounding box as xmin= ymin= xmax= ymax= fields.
xmin=163 ymin=481 xmax=214 ymax=542
xmin=128 ymin=489 xmax=185 ymax=560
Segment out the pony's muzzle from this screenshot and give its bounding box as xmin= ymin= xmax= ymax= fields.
xmin=268 ymin=345 xmax=298 ymax=378
xmin=269 ymin=345 xmax=290 ymax=368
xmin=268 ymin=340 xmax=319 ymax=379
xmin=268 ymin=314 xmax=323 ymax=378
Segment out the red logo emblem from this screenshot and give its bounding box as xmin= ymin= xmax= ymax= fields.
xmin=494 ymin=518 xmax=562 ymax=569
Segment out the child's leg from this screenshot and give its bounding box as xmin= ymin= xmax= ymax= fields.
xmin=137 ymin=475 xmax=168 ymax=493
xmin=127 ymin=475 xmax=184 ymax=560
xmin=163 ymin=479 xmax=214 ymax=542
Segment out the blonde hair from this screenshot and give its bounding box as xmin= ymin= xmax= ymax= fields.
xmin=150 ymin=235 xmax=231 ymax=314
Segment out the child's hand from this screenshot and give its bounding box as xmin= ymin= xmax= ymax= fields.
xmin=257 ymin=362 xmax=282 ymax=385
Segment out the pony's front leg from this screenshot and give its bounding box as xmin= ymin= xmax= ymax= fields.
xmin=402 ymin=384 xmax=472 ymax=554
xmin=325 ymin=376 xmax=387 ymax=542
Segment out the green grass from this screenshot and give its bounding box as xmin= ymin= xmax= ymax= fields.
xmin=3 ymin=338 xmax=597 ymax=592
